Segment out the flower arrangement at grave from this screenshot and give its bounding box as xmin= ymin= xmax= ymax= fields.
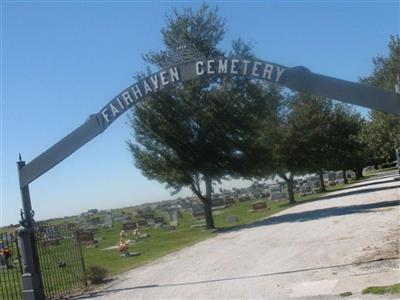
xmin=0 ymin=246 xmax=12 ymax=268
xmin=117 ymin=230 xmax=129 ymax=256
xmin=133 ymin=224 xmax=141 ymax=240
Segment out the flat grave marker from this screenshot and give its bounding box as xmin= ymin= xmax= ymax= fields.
xmin=226 ymin=215 xmax=239 ymax=224
xmin=252 ymin=201 xmax=267 ymax=212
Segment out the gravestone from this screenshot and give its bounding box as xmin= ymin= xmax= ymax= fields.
xmin=252 ymin=202 xmax=267 ymax=211
xmin=168 ymin=209 xmax=180 ymax=227
xmin=192 ymin=205 xmax=204 ymax=218
xmin=154 ymin=216 xmax=164 ymax=224
xmin=269 ymin=184 xmax=282 ymax=194
xmin=137 ymin=219 xmax=147 ymax=226
xmin=44 ymin=227 xmax=61 ymax=240
xmin=311 ymin=180 xmax=321 ymax=192
xmin=90 ymin=216 xmax=101 ymax=225
xmin=238 ymin=195 xmax=251 ymax=202
xmin=163 ymin=225 xmax=176 ymax=231
xmin=300 ymin=184 xmax=313 ymax=196
xmin=211 ymin=198 xmax=225 ymax=211
xmin=104 ymin=214 xmax=113 ymax=229
xmin=122 ymin=221 xmax=136 ymax=230
xmin=328 ymin=172 xmax=336 ymax=182
xmin=84 ymin=226 xmax=98 ymax=233
xmin=270 ymin=192 xmax=286 ymax=202
xmin=224 ymin=197 xmax=235 ymax=206
xmin=226 ymin=215 xmax=239 ymax=224
xmin=65 ymin=223 xmax=76 ymax=230
xmin=335 ymin=171 xmax=344 ymax=184
xmin=77 ymin=231 xmax=94 ymax=245
xmin=143 ymin=213 xmax=154 ymax=220
xmin=143 ymin=206 xmax=153 ymax=214
xmin=43 ymin=239 xmax=60 ymax=247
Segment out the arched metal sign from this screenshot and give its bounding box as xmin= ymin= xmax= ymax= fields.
xmin=19 ymin=56 xmax=400 ymax=187
xmin=14 ymin=54 xmax=400 ymax=300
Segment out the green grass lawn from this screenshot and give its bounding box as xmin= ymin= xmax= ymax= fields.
xmin=362 ymin=283 xmax=400 ymax=295
xmin=82 ymin=180 xmax=354 ymax=277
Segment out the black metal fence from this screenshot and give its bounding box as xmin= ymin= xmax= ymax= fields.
xmin=35 ymin=222 xmax=87 ymax=299
xmin=0 ymin=231 xmax=22 ymax=300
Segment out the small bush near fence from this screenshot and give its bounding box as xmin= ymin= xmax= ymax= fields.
xmin=86 ymin=265 xmax=108 ymax=284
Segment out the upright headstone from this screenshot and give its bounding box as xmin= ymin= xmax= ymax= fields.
xmin=143 ymin=213 xmax=154 ymax=220
xmin=238 ymin=195 xmax=251 ymax=202
xmin=211 ymin=197 xmax=225 ymax=210
xmin=104 ymin=213 xmax=113 ymax=229
xmin=335 ymin=171 xmax=344 ymax=184
xmin=300 ymin=184 xmax=313 ymax=196
xmin=270 ymin=192 xmax=286 ymax=202
xmin=224 ymin=197 xmax=235 ymax=206
xmin=78 ymin=231 xmax=94 ymax=245
xmin=192 ymin=204 xmax=204 ymax=218
xmin=137 ymin=219 xmax=147 ymax=226
xmin=328 ymin=172 xmax=336 ymax=184
xmin=168 ymin=209 xmax=180 ymax=227
xmin=154 ymin=216 xmax=164 ymax=224
xmin=122 ymin=221 xmax=136 ymax=230
xmin=311 ymin=179 xmax=321 ymax=192
xmin=269 ymin=184 xmax=282 ymax=194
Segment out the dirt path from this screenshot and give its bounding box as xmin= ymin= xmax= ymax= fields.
xmin=84 ymin=171 xmax=400 ymax=299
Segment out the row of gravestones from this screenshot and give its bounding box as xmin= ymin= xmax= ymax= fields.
xmin=224 ymin=201 xmax=267 ymax=226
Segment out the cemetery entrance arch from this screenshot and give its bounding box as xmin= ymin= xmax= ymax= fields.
xmin=16 ymin=52 xmax=400 ymax=300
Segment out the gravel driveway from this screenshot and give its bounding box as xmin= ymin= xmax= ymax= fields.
xmin=82 ymin=171 xmax=400 ymax=299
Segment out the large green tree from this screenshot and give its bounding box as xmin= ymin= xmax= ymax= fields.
xmin=325 ymin=104 xmax=369 ymax=180
xmin=127 ymin=5 xmax=279 ymax=228
xmin=361 ymin=35 xmax=400 ymax=163
xmin=271 ymin=93 xmax=333 ymax=201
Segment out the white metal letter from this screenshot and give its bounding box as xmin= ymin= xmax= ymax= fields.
xmin=143 ymin=80 xmax=153 ymax=94
xmin=252 ymin=61 xmax=262 ymax=77
xmin=122 ymin=91 xmax=134 ymax=105
xmin=276 ymin=66 xmax=286 ymax=82
xmin=207 ymin=60 xmax=215 ymax=74
xmin=131 ymin=85 xmax=143 ymax=100
xmin=196 ymin=61 xmax=204 ymax=75
xmin=218 ymin=59 xmax=228 ymax=73
xmin=231 ymin=59 xmax=239 ymax=74
xmin=169 ymin=67 xmax=180 ymax=82
xmin=242 ymin=60 xmax=250 ymax=74
xmin=101 ymin=108 xmax=110 ymax=123
xmin=262 ymin=64 xmax=274 ymax=80
xmin=160 ymin=71 xmax=169 ymax=86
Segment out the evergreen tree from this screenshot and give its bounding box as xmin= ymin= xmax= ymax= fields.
xmin=361 ymin=35 xmax=400 ymax=163
xmin=127 ymin=5 xmax=279 ymax=228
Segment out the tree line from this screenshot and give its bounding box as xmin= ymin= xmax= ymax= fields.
xmin=127 ymin=5 xmax=400 ymax=229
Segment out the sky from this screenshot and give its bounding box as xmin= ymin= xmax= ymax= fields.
xmin=1 ymin=1 xmax=399 ymax=226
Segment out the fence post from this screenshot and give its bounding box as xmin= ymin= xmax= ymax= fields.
xmin=17 ymin=158 xmax=45 ymax=300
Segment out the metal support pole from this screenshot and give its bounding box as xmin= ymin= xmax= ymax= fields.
xmin=17 ymin=158 xmax=46 ymax=300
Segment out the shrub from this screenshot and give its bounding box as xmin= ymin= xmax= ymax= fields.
xmin=86 ymin=265 xmax=108 ymax=284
